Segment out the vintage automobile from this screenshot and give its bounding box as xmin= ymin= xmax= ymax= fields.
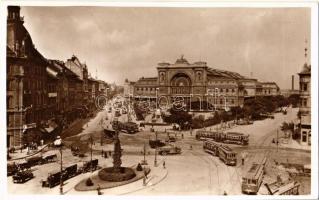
xmin=104 ymin=128 xmax=116 ymax=138
xmin=43 ymin=154 xmax=58 ymax=163
xmin=26 ymin=155 xmax=43 ymax=166
xmin=17 ymin=161 xmax=31 ymax=171
xmin=64 ymin=164 xmax=79 ymax=179
xmin=79 ymin=159 xmax=99 ymax=173
xmin=42 ymin=170 xmax=67 ymax=188
xmin=158 ymin=145 xmax=182 ymax=155
xmin=12 ymin=169 xmax=34 ymax=183
xmin=165 ymin=135 xmax=177 ymax=143
xmin=7 ymin=163 xmax=19 ymax=176
xmin=149 ymin=139 xmax=166 ymax=149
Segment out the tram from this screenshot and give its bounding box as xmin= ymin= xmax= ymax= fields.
xmin=218 ymin=145 xmax=237 ymax=166
xmin=265 ymin=180 xmax=300 ymax=195
xmin=203 ymin=139 xmax=237 ymax=166
xmin=241 ymin=155 xmax=267 ymax=194
xmin=203 ymin=140 xmax=220 ymax=156
xmin=196 ymin=130 xmax=249 ymax=145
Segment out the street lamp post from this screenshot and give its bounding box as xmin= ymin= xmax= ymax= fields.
xmin=54 ymin=136 xmax=63 ymax=195
xmin=143 ymin=142 xmax=147 ymax=164
xmin=59 ymin=146 xmax=63 ymax=195
xmin=89 ymin=135 xmax=93 ymax=173
xmin=154 ymin=131 xmax=158 ymax=167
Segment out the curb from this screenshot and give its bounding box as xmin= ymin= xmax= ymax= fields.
xmin=119 ymin=168 xmax=168 ymax=195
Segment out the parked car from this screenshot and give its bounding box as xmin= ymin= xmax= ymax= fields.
xmin=7 ymin=163 xmax=18 ymax=176
xmin=12 ymin=169 xmax=34 ymax=183
xmin=79 ymin=159 xmax=99 ymax=173
xmin=42 ymin=170 xmax=67 ymax=188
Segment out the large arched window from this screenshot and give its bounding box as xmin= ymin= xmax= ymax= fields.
xmin=170 ymin=73 xmax=192 ymax=94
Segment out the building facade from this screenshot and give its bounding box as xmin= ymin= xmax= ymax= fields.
xmin=7 ymin=6 xmax=50 ymax=147
xmin=124 ymin=79 xmax=135 ymax=97
xmin=129 ymin=56 xmax=280 ymax=110
xmin=6 ymin=6 xmax=108 ymax=147
xmin=298 ymin=63 xmax=311 ymax=145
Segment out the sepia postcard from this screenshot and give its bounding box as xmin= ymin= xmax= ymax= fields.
xmin=1 ymin=1 xmax=318 ymax=200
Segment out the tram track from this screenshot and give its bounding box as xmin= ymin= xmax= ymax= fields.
xmin=188 ymin=149 xmax=220 ymax=195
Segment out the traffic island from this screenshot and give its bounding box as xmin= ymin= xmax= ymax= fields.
xmin=74 ymin=130 xmax=151 ymax=192
xmin=74 ymin=166 xmax=150 ymax=191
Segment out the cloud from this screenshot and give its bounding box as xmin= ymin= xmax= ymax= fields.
xmin=20 ymin=7 xmax=310 ymax=88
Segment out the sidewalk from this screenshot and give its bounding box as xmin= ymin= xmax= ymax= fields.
xmin=8 ymin=144 xmax=49 ymax=161
xmin=280 ymin=139 xmax=311 ymax=151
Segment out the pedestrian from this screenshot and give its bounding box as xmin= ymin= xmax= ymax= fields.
xmin=163 ymin=161 xmax=166 ymax=169
xmin=181 ymin=133 xmax=184 ymax=139
xmin=190 ymin=145 xmax=193 ymax=150
xmin=97 ymin=184 xmax=102 ymax=195
xmin=144 ymin=168 xmax=148 ymax=179
xmin=143 ymin=174 xmax=146 ymax=186
xmin=241 ymin=152 xmax=246 ymax=166
xmin=104 ymin=152 xmax=108 ymax=158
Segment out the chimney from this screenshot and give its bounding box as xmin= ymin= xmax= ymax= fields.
xmin=292 ymin=75 xmax=294 ymax=90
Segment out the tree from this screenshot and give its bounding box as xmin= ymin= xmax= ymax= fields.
xmin=288 ymin=94 xmax=300 ymax=108
xmin=165 ymin=108 xmax=192 ymax=129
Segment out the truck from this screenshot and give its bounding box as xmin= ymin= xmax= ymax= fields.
xmin=158 ymin=145 xmax=182 ymax=155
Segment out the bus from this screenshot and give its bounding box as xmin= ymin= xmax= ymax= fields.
xmin=241 ymin=155 xmax=267 ymax=194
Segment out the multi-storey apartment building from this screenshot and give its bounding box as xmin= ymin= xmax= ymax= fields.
xmin=298 ymin=63 xmax=311 ymax=145
xmin=7 ymin=6 xmax=49 ymax=147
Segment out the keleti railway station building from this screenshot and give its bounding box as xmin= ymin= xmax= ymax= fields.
xmin=124 ymin=56 xmax=280 ymax=110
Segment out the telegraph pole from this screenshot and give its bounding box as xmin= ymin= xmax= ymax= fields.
xmin=277 ymin=129 xmax=279 ymax=152
xmin=90 ymin=136 xmax=93 ymax=173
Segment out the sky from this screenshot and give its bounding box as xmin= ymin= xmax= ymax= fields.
xmin=20 ymin=6 xmax=311 ymax=89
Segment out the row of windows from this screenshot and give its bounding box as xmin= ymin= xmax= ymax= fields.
xmin=212 ymin=99 xmax=235 ymax=104
xmin=136 ymin=87 xmax=157 ymax=92
xmin=208 ymin=80 xmax=235 ymax=85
